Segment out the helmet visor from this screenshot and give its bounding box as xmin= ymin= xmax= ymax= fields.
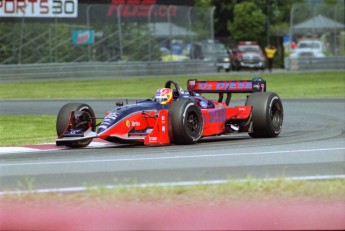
xmin=155 ymin=96 xmax=168 ymax=103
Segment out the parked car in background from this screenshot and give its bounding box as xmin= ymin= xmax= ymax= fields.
xmin=188 ymin=40 xmax=231 ymax=72
xmin=289 ymin=39 xmax=326 ymax=58
xmin=160 ymin=47 xmax=190 ymax=62
xmin=232 ymin=41 xmax=265 ymax=71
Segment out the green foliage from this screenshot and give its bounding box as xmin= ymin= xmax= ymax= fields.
xmin=0 ymin=21 xmax=162 ymax=63
xmin=191 ymin=7 xmax=216 ymax=40
xmin=339 ymin=32 xmax=345 ymax=56
xmin=318 ymin=0 xmax=344 ymax=23
xmin=211 ymin=0 xmax=304 ymax=45
xmin=121 ymin=24 xmax=161 ymax=61
xmin=0 ymin=22 xmax=88 ymax=63
xmin=229 ymin=2 xmax=266 ymax=44
xmin=195 ymin=0 xmax=212 ymax=7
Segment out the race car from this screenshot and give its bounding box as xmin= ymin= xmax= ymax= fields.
xmin=56 ymin=78 xmax=283 ymax=148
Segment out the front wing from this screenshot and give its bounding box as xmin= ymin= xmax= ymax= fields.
xmin=56 ymin=109 xmax=170 ymax=146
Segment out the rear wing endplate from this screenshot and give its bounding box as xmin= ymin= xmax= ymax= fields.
xmin=187 ymin=78 xmax=266 ymax=94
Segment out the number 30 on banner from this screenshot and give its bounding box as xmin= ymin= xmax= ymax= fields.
xmin=0 ymin=0 xmax=78 ymax=18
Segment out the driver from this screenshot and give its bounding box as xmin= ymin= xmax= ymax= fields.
xmin=154 ymin=88 xmax=173 ymax=104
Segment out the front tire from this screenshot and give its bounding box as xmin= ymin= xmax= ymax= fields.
xmin=168 ymin=100 xmax=203 ymax=145
xmin=246 ymin=92 xmax=283 ymax=138
xmin=56 ymin=103 xmax=96 ymax=148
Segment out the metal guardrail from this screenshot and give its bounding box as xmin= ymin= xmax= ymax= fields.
xmin=0 ymin=61 xmax=216 ymax=80
xmin=287 ymin=57 xmax=345 ymax=71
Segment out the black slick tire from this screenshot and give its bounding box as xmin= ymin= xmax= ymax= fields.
xmin=168 ymin=100 xmax=203 ymax=145
xmin=56 ymin=103 xmax=96 ymax=148
xmin=245 ymin=92 xmax=283 ymax=138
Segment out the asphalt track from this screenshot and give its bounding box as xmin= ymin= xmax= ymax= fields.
xmin=0 ymin=98 xmax=344 ymax=193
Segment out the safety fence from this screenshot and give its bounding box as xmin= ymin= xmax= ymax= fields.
xmin=0 ymin=4 xmax=215 ymax=64
xmin=284 ymin=1 xmax=345 ymax=71
xmin=287 ymin=1 xmax=344 ymax=57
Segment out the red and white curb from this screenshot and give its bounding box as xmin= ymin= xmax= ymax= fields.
xmin=0 ymin=140 xmax=115 ymax=154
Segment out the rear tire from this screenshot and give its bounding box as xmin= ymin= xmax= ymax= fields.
xmin=246 ymin=92 xmax=283 ymax=138
xmin=56 ymin=103 xmax=96 ymax=148
xmin=168 ymin=100 xmax=203 ymax=145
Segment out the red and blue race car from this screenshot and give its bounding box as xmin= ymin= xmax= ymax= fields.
xmin=56 ymin=78 xmax=283 ymax=148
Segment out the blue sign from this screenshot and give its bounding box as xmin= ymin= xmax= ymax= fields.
xmin=72 ymin=30 xmax=94 ymax=45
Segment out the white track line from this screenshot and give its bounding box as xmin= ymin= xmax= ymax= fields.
xmin=0 ymin=142 xmax=113 ymax=154
xmin=0 ymin=147 xmax=344 ymax=167
xmin=0 ymin=147 xmax=41 ymax=154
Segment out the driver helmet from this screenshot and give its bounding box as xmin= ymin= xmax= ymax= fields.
xmin=155 ymin=88 xmax=173 ymax=104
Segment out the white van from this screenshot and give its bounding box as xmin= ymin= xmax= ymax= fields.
xmin=289 ymin=39 xmax=326 ymax=58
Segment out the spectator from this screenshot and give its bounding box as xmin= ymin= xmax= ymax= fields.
xmin=265 ymin=45 xmax=277 ymax=72
xmin=230 ymin=48 xmax=237 ymax=71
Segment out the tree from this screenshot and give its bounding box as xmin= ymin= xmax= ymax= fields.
xmin=195 ymin=0 xmax=304 ymax=46
xmin=195 ymin=0 xmax=212 ymax=7
xmin=229 ymin=2 xmax=266 ymax=44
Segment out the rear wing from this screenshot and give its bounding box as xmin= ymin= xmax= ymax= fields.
xmin=187 ymin=78 xmax=266 ymax=94
xmin=187 ymin=78 xmax=266 ymax=105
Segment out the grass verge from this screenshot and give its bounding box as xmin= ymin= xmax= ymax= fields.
xmin=0 ymin=71 xmax=344 ymax=99
xmin=2 ymin=178 xmax=345 ymax=204
xmin=0 ymin=116 xmax=56 ymax=146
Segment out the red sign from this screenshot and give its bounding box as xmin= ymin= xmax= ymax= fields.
xmin=107 ymin=0 xmax=177 ymax=17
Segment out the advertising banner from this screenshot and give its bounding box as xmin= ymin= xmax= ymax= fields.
xmin=72 ymin=30 xmax=94 ymax=45
xmin=0 ymin=0 xmax=78 ymax=18
xmin=79 ymin=0 xmax=194 ymax=6
xmin=106 ymin=0 xmax=193 ymax=18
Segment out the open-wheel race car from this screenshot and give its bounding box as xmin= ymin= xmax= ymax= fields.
xmin=56 ymin=78 xmax=283 ymax=148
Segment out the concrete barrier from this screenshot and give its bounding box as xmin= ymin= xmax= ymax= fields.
xmin=286 ymin=57 xmax=345 ymax=71
xmin=0 ymin=61 xmax=216 ymax=80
